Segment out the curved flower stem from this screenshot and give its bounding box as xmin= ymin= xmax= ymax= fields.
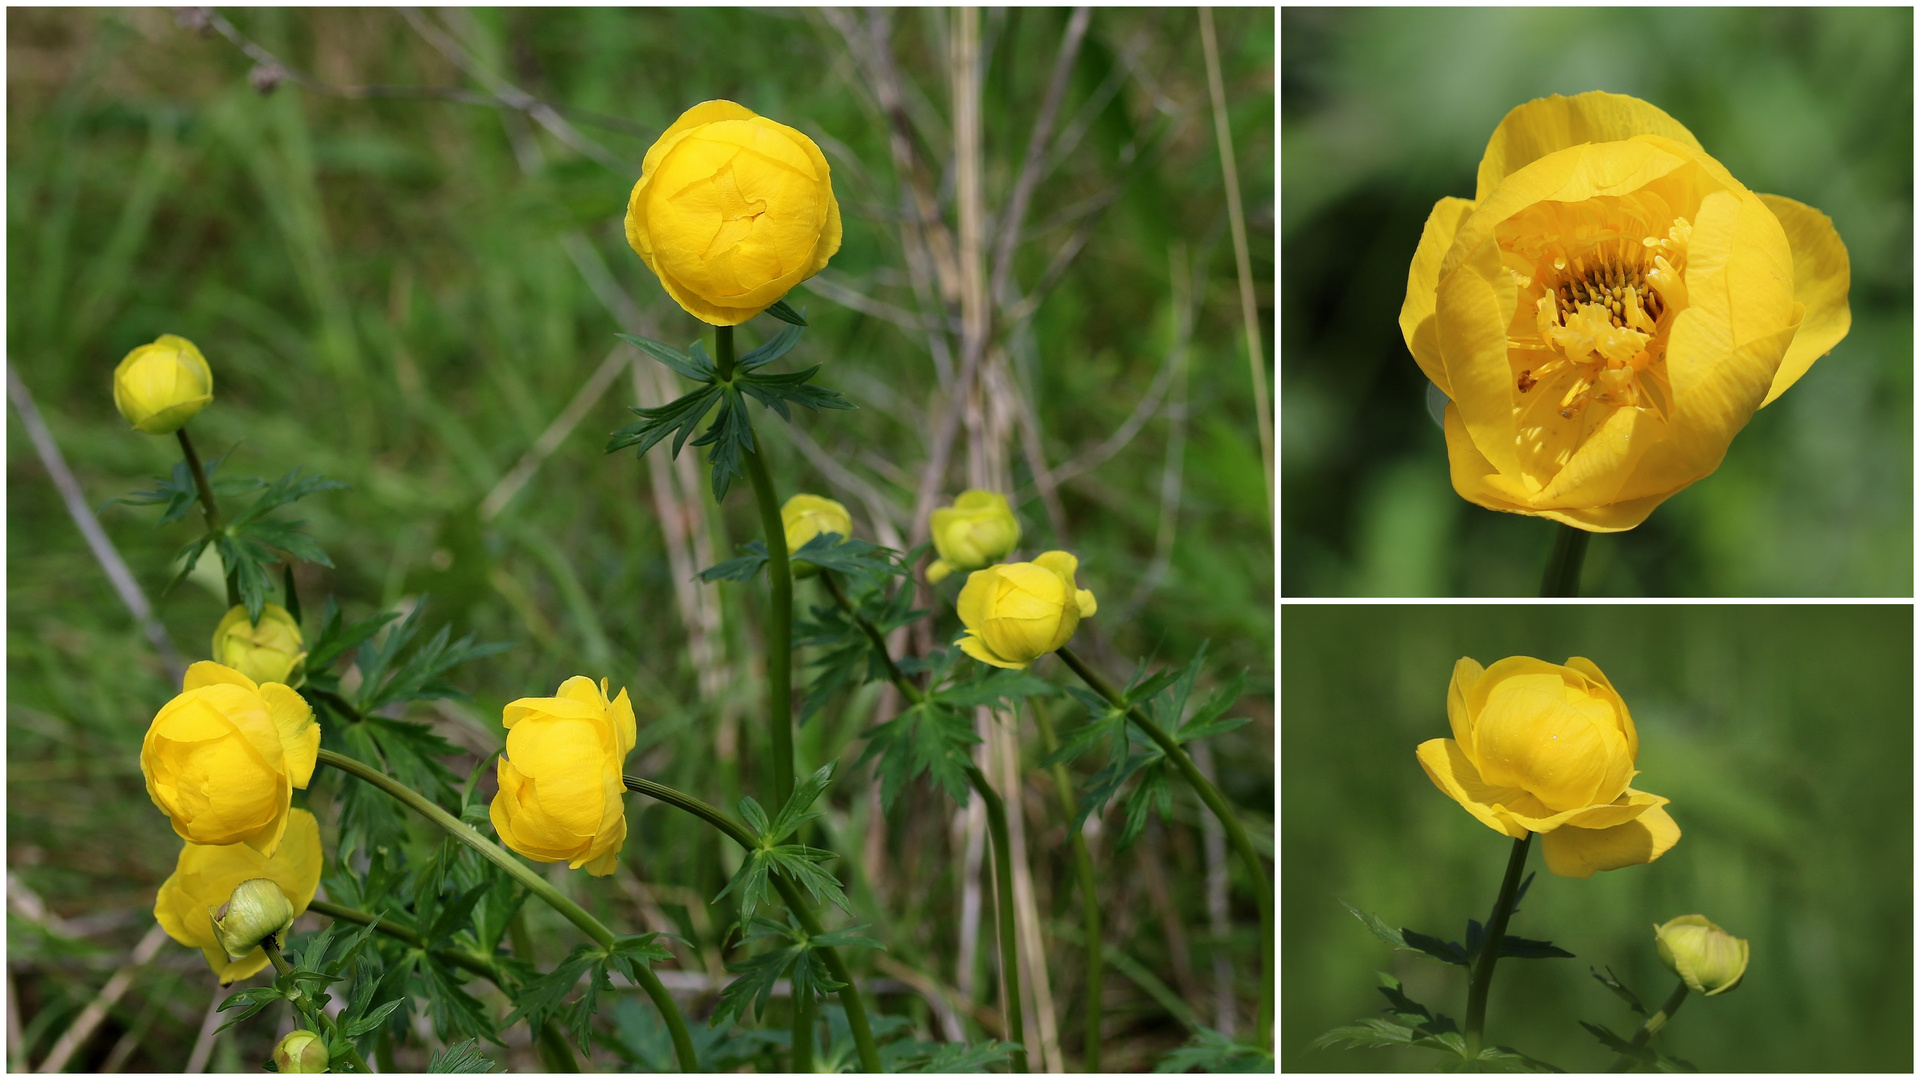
xmin=1031 ymin=703 xmax=1102 ymax=1071
xmin=175 ymin=428 xmax=239 ymax=608
xmin=1606 ymin=980 xmax=1689 ymax=1072
xmin=964 ymin=763 xmax=1029 ymax=1073
xmin=623 ymin=776 xmax=884 ymax=1073
xmin=1053 ymin=645 xmax=1273 ymax=1051
xmin=1463 ymin=832 xmax=1533 ymax=1058
xmin=1540 ymin=523 xmax=1591 ymax=597
xmin=314 ymin=749 xmax=698 ymax=1072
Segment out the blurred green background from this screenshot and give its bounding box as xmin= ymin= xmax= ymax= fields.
xmin=1281 ymin=604 xmax=1913 ymax=1071
xmin=1281 ymin=7 xmax=1913 ymax=596
xmin=7 ymin=7 xmax=1272 ymax=1072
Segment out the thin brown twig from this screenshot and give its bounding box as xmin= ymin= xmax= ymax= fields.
xmin=34 ymin=925 xmax=169 ymax=1073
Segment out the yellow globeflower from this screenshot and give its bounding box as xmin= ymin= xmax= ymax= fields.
xmin=927 ymin=490 xmax=1021 ymax=584
xmin=955 ymin=551 xmax=1097 ymax=670
xmin=1655 ymin=914 xmax=1749 ymax=996
xmin=113 ymin=334 xmax=213 ymax=435
xmin=212 ymin=604 xmax=308 ymax=688
xmin=781 ymin=494 xmax=852 ymax=578
xmin=1416 ymin=655 xmax=1679 ymax=878
xmin=154 ymin=808 xmax=321 ymax=983
xmin=141 ymin=662 xmax=320 ymax=857
xmin=1402 ymin=91 xmax=1850 ymax=531
xmin=490 ymin=677 xmax=636 ymax=877
xmin=626 ymin=100 xmax=842 ymax=326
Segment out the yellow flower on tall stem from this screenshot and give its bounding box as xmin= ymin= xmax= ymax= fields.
xmin=1402 ymin=91 xmax=1850 ymax=531
xmin=955 ymin=551 xmax=1097 ymax=670
xmin=490 ymin=676 xmax=636 ymax=876
xmin=113 ymin=334 xmax=213 ymax=435
xmin=153 ymin=808 xmax=321 ymax=983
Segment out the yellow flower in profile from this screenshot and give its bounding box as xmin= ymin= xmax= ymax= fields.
xmin=113 ymin=334 xmax=213 ymax=435
xmin=490 ymin=677 xmax=636 ymax=877
xmin=1415 ymin=655 xmax=1680 ymax=878
xmin=141 ymin=662 xmax=320 ymax=857
xmin=212 ymin=604 xmax=308 ymax=688
xmin=1655 ymin=914 xmax=1749 ymax=996
xmin=781 ymin=494 xmax=852 ymax=578
xmin=955 ymin=551 xmax=1097 ymax=670
xmin=154 ymin=808 xmax=321 ymax=983
xmin=927 ymin=490 xmax=1021 ymax=584
xmin=626 ymin=100 xmax=843 ymax=326
xmin=1401 ymin=91 xmax=1851 ymax=532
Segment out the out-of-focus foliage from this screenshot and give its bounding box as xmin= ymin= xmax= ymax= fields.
xmin=7 ymin=7 xmax=1271 ymax=1071
xmin=1281 ymin=7 xmax=1912 ymax=596
xmin=1281 ymin=605 xmax=1913 ymax=1071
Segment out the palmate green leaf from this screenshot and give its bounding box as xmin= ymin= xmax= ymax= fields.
xmin=736 ymin=321 xmax=804 ymax=371
xmin=1153 ymin=1026 xmax=1274 ymax=1072
xmin=428 ymin=1040 xmax=498 ymax=1073
xmin=217 ymin=531 xmax=279 ymax=623
xmin=766 ymin=847 xmax=853 ymax=915
xmin=617 ymin=332 xmax=715 ymax=382
xmin=769 ymin=763 xmax=835 ymax=841
xmin=162 ymin=533 xmax=216 ymax=598
xmin=927 ymin=667 xmax=1059 ymax=711
xmin=504 ymin=944 xmax=602 ymax=1045
xmin=698 ymin=539 xmax=770 ymax=583
xmin=1312 ymin=1017 xmax=1422 ymax=1051
xmin=306 ymin=595 xmax=402 ymax=674
xmin=736 ymin=364 xmax=853 ymax=421
xmin=1474 ymin=1045 xmax=1567 ymax=1073
xmin=1580 ymin=1020 xmax=1647 ymax=1060
xmin=417 ymin=954 xmax=500 ymax=1045
xmin=1590 ymin=966 xmax=1648 ymax=1015
xmin=688 ymin=389 xmax=753 ymax=500
xmin=607 ymin=382 xmax=724 ymax=460
xmin=606 ymin=933 xmax=674 ymax=984
xmin=1339 ymin=899 xmax=1412 ymax=951
xmin=765 ymin=298 xmax=808 ymax=326
xmin=883 ymin=1039 xmax=1022 ymax=1074
xmin=1401 ymin=927 xmax=1470 ymax=966
xmin=854 ymin=699 xmax=980 ymax=810
xmin=229 ymin=467 xmax=348 ymax=528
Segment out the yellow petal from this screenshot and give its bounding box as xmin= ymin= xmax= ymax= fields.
xmin=1563 ymin=657 xmax=1637 ymax=761
xmin=1031 ymin=550 xmax=1080 ymax=580
xmin=958 ymin=632 xmax=1027 ymax=670
xmin=1472 ymin=673 xmax=1622 ymax=811
xmin=261 ymin=684 xmax=318 ymax=789
xmin=1446 ymin=657 xmax=1483 ymax=749
xmin=1401 ymin=196 xmax=1477 ymax=395
xmin=1414 ymin=738 xmax=1528 ymax=839
xmin=1540 ymin=803 xmax=1680 ymax=879
xmin=1474 ymin=92 xmax=1703 ymax=203
xmin=927 ymin=559 xmax=954 ymax=584
xmin=1074 ymin=589 xmax=1097 ymax=618
xmin=1563 ymin=787 xmax=1666 ymax=830
xmin=955 ymin=568 xmax=997 ymax=632
xmin=1755 ymin=193 xmax=1850 ymax=406
xmin=642 ymin=100 xmax=758 ymax=176
xmin=183 ymin=661 xmax=258 ymax=694
xmin=1442 ymin=405 xmax=1676 ymax=532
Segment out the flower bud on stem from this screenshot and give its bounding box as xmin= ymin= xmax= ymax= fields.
xmin=1464 ymin=832 xmax=1533 ymax=1058
xmin=262 ymin=937 xmax=372 ymax=1073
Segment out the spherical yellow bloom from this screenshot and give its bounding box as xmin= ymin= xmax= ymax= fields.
xmin=1402 ymin=91 xmax=1851 ymax=532
xmin=154 ymin=808 xmax=321 ymax=983
xmin=113 ymin=334 xmax=213 ymax=435
xmin=274 ymin=1030 xmax=330 ymax=1073
xmin=141 ymin=662 xmax=320 ymax=857
xmin=781 ymin=494 xmax=852 ymax=578
xmin=209 ymin=878 xmax=297 ymax=962
xmin=955 ymin=551 xmax=1097 ymax=670
xmin=1655 ymin=914 xmax=1749 ymax=996
xmin=212 ymin=604 xmax=308 ymax=688
xmin=490 ymin=677 xmax=636 ymax=877
xmin=1415 ymin=655 xmax=1679 ymax=878
xmin=927 ymin=490 xmax=1021 ymax=584
xmin=626 ymin=100 xmax=842 ymax=326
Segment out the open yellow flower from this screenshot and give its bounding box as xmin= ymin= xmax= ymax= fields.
xmin=1416 ymin=655 xmax=1679 ymax=878
xmin=490 ymin=676 xmax=636 ymax=876
xmin=113 ymin=334 xmax=213 ymax=435
xmin=141 ymin=662 xmax=320 ymax=857
xmin=1401 ymin=91 xmax=1850 ymax=531
xmin=955 ymin=551 xmax=1096 ymax=670
xmin=154 ymin=808 xmax=321 ymax=983
xmin=626 ymin=100 xmax=842 ymax=326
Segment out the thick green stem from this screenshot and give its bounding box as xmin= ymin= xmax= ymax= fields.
xmin=792 ymin=992 xmax=815 ymax=1073
xmin=964 ymin=764 xmax=1028 ymax=1073
xmin=1463 ymin=833 xmax=1533 ymax=1058
xmin=1607 ymin=980 xmax=1689 ymax=1072
xmin=176 ymin=428 xmax=239 ymax=608
xmin=1054 ymin=645 xmax=1272 ymax=1051
xmin=1540 ymin=523 xmax=1591 ymax=597
xmin=1032 ymin=703 xmax=1101 ymax=1070
xmin=315 ymin=749 xmax=697 ymax=1072
xmin=623 ymin=776 xmax=883 ymax=1073
xmin=724 ymin=323 xmax=797 ymax=810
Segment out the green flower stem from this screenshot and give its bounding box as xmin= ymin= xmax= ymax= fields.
xmin=1540 ymin=523 xmax=1591 ymax=597
xmin=1464 ymin=832 xmax=1533 ymax=1058
xmin=1031 ymin=702 xmax=1102 ymax=1071
xmin=314 ymin=749 xmax=698 ymax=1072
xmin=792 ymin=993 xmax=815 ymax=1073
xmin=264 ymin=937 xmax=373 ymax=1073
xmin=539 ymin=1020 xmax=585 ymax=1073
xmin=964 ymin=763 xmax=1029 ymax=1073
xmin=175 ymin=427 xmax=239 ymax=608
xmin=1053 ymin=645 xmax=1273 ymax=1051
xmin=623 ymin=775 xmax=884 ymax=1074
xmin=1607 ymin=980 xmax=1689 ymax=1072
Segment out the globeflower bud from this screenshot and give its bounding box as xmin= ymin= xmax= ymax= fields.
xmin=209 ymin=878 xmax=296 ymax=961
xmin=781 ymin=494 xmax=852 ymax=578
xmin=154 ymin=809 xmax=321 ymax=983
xmin=274 ymin=1030 xmax=330 ymax=1073
xmin=626 ymin=100 xmax=842 ymax=326
xmin=926 ymin=490 xmax=1020 ymax=584
xmin=112 ymin=334 xmax=213 ymax=435
xmin=212 ymin=604 xmax=308 ymax=688
xmin=1655 ymin=914 xmax=1749 ymax=996
xmin=955 ymin=551 xmax=1097 ymax=670
xmin=491 ymin=677 xmax=637 ymax=876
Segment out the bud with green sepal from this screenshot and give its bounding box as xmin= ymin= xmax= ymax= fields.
xmin=274 ymin=1029 xmax=329 ymax=1073
xmin=209 ymin=877 xmax=296 ymax=961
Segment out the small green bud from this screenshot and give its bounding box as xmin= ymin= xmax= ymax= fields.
xmin=1654 ymin=914 xmax=1749 ymax=996
xmin=208 ymin=878 xmax=296 ymax=961
xmin=274 ymin=1029 xmax=330 ymax=1073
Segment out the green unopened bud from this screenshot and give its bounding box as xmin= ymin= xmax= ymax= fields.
xmin=927 ymin=490 xmax=1020 ymax=583
xmin=209 ymin=878 xmax=296 ymax=961
xmin=1654 ymin=914 xmax=1749 ymax=996
xmin=212 ymin=603 xmax=308 ymax=688
xmin=274 ymin=1029 xmax=330 ymax=1073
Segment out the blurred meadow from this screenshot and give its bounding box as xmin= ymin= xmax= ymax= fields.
xmin=1281 ymin=604 xmax=1914 ymax=1071
xmin=1280 ymin=6 xmax=1913 ymax=596
xmin=6 ymin=7 xmax=1273 ymax=1073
